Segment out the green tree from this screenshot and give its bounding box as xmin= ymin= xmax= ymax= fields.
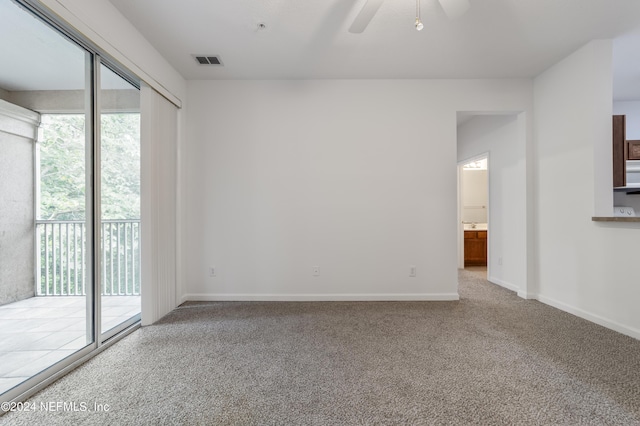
xmin=39 ymin=114 xmax=87 ymax=220
xmin=39 ymin=113 xmax=140 ymax=220
xmin=100 ymin=113 xmax=141 ymax=220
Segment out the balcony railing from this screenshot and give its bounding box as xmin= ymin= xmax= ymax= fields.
xmin=36 ymin=220 xmax=141 ymax=296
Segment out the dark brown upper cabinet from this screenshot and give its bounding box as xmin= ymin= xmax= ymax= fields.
xmin=628 ymin=140 xmax=640 ymax=160
xmin=613 ymin=115 xmax=626 ymax=188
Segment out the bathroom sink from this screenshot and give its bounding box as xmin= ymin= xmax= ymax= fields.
xmin=463 ymin=223 xmax=488 ymax=231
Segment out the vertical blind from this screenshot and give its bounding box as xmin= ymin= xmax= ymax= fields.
xmin=140 ymin=83 xmax=178 ymax=325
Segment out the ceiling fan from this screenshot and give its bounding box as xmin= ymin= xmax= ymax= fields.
xmin=348 ymin=0 xmax=470 ymax=33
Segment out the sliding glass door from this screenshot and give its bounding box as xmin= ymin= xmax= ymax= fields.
xmin=0 ymin=0 xmax=95 ymax=397
xmin=99 ymin=64 xmax=141 ymax=338
xmin=0 ymin=0 xmax=141 ymax=401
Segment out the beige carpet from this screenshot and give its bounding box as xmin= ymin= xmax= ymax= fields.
xmin=2 ymin=270 xmax=639 ymax=425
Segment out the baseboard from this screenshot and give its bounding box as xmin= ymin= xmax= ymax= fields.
xmin=487 ymin=277 xmax=537 ymax=300
xmin=182 ymin=293 xmax=460 ymax=302
xmin=537 ymin=295 xmax=640 ymax=340
xmin=516 ymin=291 xmax=537 ymax=300
xmin=179 ymin=294 xmax=189 ymax=305
xmin=488 ymin=276 xmax=519 ymax=293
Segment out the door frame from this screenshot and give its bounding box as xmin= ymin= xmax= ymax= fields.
xmin=457 ymin=153 xmax=490 ymax=273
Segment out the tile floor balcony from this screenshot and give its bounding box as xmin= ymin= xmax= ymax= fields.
xmin=0 ymin=295 xmax=140 ymax=395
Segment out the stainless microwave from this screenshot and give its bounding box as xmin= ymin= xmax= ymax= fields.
xmin=627 ymin=160 xmax=640 ymax=186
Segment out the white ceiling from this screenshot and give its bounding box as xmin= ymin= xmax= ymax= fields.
xmin=106 ymin=0 xmax=640 ymax=99
xmin=2 ymin=0 xmax=640 ymax=99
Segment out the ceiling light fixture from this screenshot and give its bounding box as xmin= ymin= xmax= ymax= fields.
xmin=463 ymin=159 xmax=488 ymax=170
xmin=415 ymin=0 xmax=424 ymax=31
xmin=350 ymin=0 xmax=469 ymax=34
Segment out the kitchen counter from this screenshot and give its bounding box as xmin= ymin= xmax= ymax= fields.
xmin=592 ymin=217 xmax=640 ymax=222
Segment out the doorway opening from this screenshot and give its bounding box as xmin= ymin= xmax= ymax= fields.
xmin=456 ymin=111 xmax=528 ymax=296
xmin=458 ymin=154 xmax=489 ymax=280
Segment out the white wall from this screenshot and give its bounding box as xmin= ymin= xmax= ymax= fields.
xmin=0 ymin=100 xmax=39 ymax=305
xmin=183 ymin=79 xmax=532 ymax=301
xmin=458 ymin=115 xmax=527 ymax=294
xmin=612 ymin=101 xmax=640 ymax=212
xmin=534 ymin=40 xmax=640 ymax=339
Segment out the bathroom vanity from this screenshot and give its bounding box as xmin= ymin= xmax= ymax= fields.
xmin=464 ymin=228 xmax=487 ymax=267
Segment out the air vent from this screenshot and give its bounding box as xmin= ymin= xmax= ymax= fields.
xmin=194 ymin=55 xmax=223 ymax=66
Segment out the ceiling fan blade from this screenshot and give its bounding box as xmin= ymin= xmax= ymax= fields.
xmin=438 ymin=0 xmax=470 ymax=19
xmin=348 ymin=0 xmax=385 ymax=34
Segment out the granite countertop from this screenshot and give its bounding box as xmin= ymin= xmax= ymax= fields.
xmin=592 ymin=217 xmax=640 ymax=222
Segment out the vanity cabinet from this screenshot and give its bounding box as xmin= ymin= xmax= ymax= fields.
xmin=464 ymin=230 xmax=487 ymax=266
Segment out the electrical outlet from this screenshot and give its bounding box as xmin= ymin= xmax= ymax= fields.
xmin=409 ymin=265 xmax=416 ymax=277
xmin=312 ymin=266 xmax=320 ymax=277
xmin=209 ymin=266 xmax=216 ymax=277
